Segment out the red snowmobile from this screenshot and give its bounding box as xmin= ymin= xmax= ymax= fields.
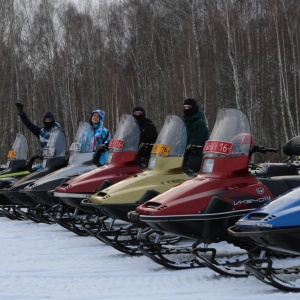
xmin=129 ymin=108 xmax=300 ymax=269
xmin=50 ymin=114 xmax=149 ymax=235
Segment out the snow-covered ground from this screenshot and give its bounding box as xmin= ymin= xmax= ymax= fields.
xmin=0 ymin=216 xmax=299 ymax=300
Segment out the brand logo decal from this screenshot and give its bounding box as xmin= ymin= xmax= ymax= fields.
xmin=256 ymin=187 xmax=264 ymax=194
xmin=234 ymin=196 xmax=271 ymax=206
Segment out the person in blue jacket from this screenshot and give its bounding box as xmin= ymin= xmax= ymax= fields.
xmin=88 ymin=109 xmax=111 ymax=166
xmin=15 ymin=103 xmax=62 ymax=156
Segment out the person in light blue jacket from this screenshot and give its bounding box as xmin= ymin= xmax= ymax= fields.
xmin=87 ymin=109 xmax=111 ymax=166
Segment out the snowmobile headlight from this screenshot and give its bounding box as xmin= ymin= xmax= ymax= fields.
xmin=236 ymin=220 xmax=272 ymax=228
xmin=202 ymin=158 xmax=214 ymax=173
xmin=42 ymin=159 xmax=47 ymax=169
xmin=107 ymin=152 xmax=113 ymax=164
xmin=148 ymin=157 xmax=157 ymax=170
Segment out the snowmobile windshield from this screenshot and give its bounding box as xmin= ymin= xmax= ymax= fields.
xmin=42 ymin=127 xmax=67 ymax=158
xmin=108 ymin=114 xmax=140 ymax=153
xmin=69 ymin=121 xmax=94 ymax=153
xmin=150 ymin=114 xmax=187 ymax=158
xmin=203 ymin=108 xmax=252 ymax=158
xmin=7 ymin=133 xmax=28 ymax=161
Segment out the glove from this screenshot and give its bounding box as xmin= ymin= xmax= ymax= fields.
xmin=92 ymin=145 xmax=107 ymax=167
xmin=186 ymin=144 xmax=195 ymax=151
xmin=15 ymin=103 xmax=24 ymax=115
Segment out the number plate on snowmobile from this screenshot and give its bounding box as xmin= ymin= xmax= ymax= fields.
xmin=7 ymin=150 xmax=17 ymax=159
xmin=151 ymin=144 xmax=171 ymax=156
xmin=69 ymin=142 xmax=82 ymax=151
xmin=203 ymin=140 xmax=233 ymax=155
xmin=109 ymin=139 xmax=125 ymax=150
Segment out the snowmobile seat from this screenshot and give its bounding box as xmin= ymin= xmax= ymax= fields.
xmin=259 ymin=176 xmax=300 ymax=197
xmin=281 ymin=176 xmax=300 ymax=190
xmin=258 ymin=177 xmax=291 ymax=197
xmin=253 ymin=163 xmax=299 ymax=177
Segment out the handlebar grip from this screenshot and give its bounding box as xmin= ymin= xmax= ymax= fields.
xmin=252 ymin=146 xmax=278 ymax=154
xmin=265 ymin=148 xmax=278 ymax=153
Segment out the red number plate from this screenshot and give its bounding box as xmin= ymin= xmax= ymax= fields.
xmin=203 ymin=140 xmax=233 ymax=155
xmin=108 ymin=139 xmax=125 ymax=150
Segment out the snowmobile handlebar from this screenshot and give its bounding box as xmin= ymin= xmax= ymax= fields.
xmin=251 ymin=145 xmax=278 ymax=154
xmin=186 ymin=144 xmax=203 ymax=151
xmin=138 ymin=143 xmax=154 ymax=150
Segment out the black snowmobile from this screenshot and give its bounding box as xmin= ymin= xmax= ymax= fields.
xmin=0 ymin=127 xmax=67 ymax=220
xmin=17 ymin=121 xmax=100 ymax=224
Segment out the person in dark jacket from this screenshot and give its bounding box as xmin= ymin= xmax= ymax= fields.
xmin=15 ymin=103 xmax=63 ymax=156
xmin=132 ymin=107 xmax=158 ymax=144
xmin=183 ymin=98 xmax=209 ymax=174
xmin=132 ymin=106 xmax=158 ymax=168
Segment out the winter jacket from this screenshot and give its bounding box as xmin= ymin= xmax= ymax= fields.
xmin=133 ymin=114 xmax=158 ymax=169
xmin=138 ymin=117 xmax=158 ymax=144
xmin=88 ymin=109 xmax=111 ymax=166
xmin=183 ymin=108 xmax=209 ymax=172
xmin=19 ymin=112 xmax=62 ymax=155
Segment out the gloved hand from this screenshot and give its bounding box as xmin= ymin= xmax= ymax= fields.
xmin=186 ymin=144 xmax=196 ymax=152
xmin=92 ymin=145 xmax=107 ymax=167
xmin=92 ymin=155 xmax=101 ymax=167
xmin=15 ymin=103 xmax=24 ymax=115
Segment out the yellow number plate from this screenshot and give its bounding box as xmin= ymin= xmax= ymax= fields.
xmin=151 ymin=144 xmax=171 ymax=157
xmin=7 ymin=150 xmax=17 ymax=159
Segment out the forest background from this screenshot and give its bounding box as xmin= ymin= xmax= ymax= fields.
xmin=0 ymin=0 xmax=299 ymax=163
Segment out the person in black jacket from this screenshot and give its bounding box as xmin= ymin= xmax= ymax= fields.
xmin=132 ymin=107 xmax=158 ymax=144
xmin=132 ymin=106 xmax=158 ymax=168
xmin=15 ymin=103 xmax=63 ymax=156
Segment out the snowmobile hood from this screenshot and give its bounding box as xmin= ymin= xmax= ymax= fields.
xmin=236 ymin=187 xmax=300 ymax=228
xmin=21 ymin=162 xmax=96 ymax=192
xmin=135 ymin=173 xmax=266 ymax=216
xmin=88 ymin=159 xmax=191 ymax=206
xmin=0 ymin=170 xmax=30 ymax=179
xmin=53 ymin=151 xmax=141 ymax=195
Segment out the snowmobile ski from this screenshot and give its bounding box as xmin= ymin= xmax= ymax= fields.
xmin=244 ymin=258 xmax=300 ymax=292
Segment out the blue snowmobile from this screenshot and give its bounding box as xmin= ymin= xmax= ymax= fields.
xmin=227 ymin=186 xmax=300 ymax=292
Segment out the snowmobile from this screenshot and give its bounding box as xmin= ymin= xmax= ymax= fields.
xmin=0 ymin=133 xmax=29 ymax=183
xmin=16 ymin=121 xmax=99 ymax=223
xmin=50 ymin=114 xmax=147 ymax=235
xmin=81 ymin=114 xmax=195 ymax=251
xmin=227 ymin=186 xmax=300 ymax=291
xmin=0 ymin=133 xmax=32 ymax=211
xmin=0 ymin=126 xmax=67 ymax=220
xmin=128 ymin=108 xmax=300 ymax=269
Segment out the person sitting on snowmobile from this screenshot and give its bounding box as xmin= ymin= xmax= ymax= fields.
xmin=84 ymin=109 xmax=111 ymax=167
xmin=15 ymin=102 xmax=66 ymax=170
xmin=132 ymin=106 xmax=158 ymax=168
xmin=182 ymin=98 xmax=209 ymax=174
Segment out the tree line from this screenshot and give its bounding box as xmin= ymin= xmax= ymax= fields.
xmin=0 ymin=0 xmax=299 ymax=163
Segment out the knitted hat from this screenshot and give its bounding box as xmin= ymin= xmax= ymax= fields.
xmin=43 ymin=111 xmax=55 ymax=121
xmin=43 ymin=112 xmax=56 ymax=129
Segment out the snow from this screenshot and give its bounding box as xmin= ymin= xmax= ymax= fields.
xmin=0 ymin=216 xmax=299 ymax=300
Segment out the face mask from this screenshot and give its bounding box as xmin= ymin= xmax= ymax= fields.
xmin=183 ymin=105 xmax=198 ymax=116
xmin=44 ymin=120 xmax=55 ymax=129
